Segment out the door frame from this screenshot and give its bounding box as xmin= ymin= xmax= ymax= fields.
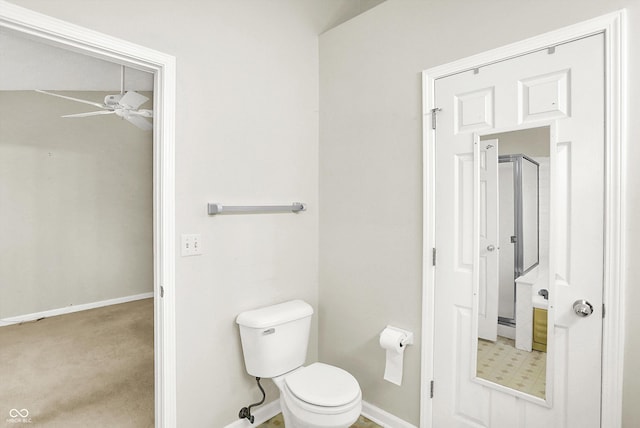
xmin=421 ymin=10 xmax=626 ymax=428
xmin=0 ymin=2 xmax=177 ymax=426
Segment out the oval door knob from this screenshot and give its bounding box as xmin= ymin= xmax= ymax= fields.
xmin=487 ymin=245 xmax=496 ymax=252
xmin=573 ymin=300 xmax=594 ymax=317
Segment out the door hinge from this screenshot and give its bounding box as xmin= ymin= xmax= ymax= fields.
xmin=602 ymin=303 xmax=605 ymax=318
xmin=432 ymin=248 xmax=437 ymax=266
xmin=160 ymin=286 xmax=164 ymax=298
xmin=431 ymin=107 xmax=442 ymax=130
xmin=430 ymin=380 xmax=434 ymax=398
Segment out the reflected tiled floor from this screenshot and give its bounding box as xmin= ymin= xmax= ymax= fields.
xmin=258 ymin=413 xmax=382 ymax=427
xmin=476 ymin=336 xmax=546 ymax=399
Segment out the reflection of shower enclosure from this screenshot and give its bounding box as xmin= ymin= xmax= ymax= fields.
xmin=498 ymin=154 xmax=539 ymax=327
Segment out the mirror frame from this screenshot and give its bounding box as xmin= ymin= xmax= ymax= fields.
xmin=471 ymin=121 xmax=557 ymax=407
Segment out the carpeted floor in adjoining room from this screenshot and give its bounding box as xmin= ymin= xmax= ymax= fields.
xmin=0 ymin=298 xmax=154 ymax=427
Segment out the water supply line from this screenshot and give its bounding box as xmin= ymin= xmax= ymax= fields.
xmin=238 ymin=377 xmax=266 ymax=424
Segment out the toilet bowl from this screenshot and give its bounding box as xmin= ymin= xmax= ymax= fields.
xmin=236 ymin=300 xmax=362 ymax=428
xmin=273 ymin=363 xmax=362 ymax=428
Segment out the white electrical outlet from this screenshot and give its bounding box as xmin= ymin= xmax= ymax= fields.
xmin=181 ymin=234 xmax=202 ymax=256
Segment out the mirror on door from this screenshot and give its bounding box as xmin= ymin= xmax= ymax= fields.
xmin=473 ymin=126 xmax=551 ymax=402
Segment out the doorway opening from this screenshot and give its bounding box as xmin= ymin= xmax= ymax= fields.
xmin=0 ymin=3 xmax=176 ymax=426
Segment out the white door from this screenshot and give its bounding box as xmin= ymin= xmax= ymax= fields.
xmin=432 ymin=33 xmax=604 ymax=427
xmin=477 ymin=139 xmax=499 ymax=341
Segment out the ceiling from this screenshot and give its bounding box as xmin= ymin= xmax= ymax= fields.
xmin=0 ymin=28 xmax=154 ymax=91
xmin=0 ymin=0 xmax=385 ymax=92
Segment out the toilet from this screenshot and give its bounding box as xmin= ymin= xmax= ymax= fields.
xmin=236 ymin=300 xmax=362 ymax=428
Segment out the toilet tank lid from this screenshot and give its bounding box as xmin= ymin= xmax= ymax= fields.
xmin=236 ymin=300 xmax=313 ymax=328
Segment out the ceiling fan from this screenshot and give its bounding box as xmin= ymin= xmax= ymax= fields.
xmin=35 ymin=66 xmax=153 ymax=131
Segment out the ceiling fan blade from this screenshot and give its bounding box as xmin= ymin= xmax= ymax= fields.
xmin=126 ymin=109 xmax=153 ymax=118
xmin=36 ymin=90 xmax=107 ymax=109
xmin=118 ymin=91 xmax=149 ymax=110
xmin=62 ymin=110 xmax=116 ymax=118
xmin=124 ymin=115 xmax=153 ymax=131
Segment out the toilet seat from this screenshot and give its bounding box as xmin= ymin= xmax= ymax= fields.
xmin=284 ymin=362 xmax=360 ymax=408
xmin=277 ymin=363 xmax=363 ymax=427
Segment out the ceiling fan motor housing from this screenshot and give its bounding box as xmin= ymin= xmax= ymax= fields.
xmin=104 ymin=94 xmax=123 ymax=107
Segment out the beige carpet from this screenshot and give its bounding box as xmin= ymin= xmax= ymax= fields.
xmin=0 ymin=298 xmax=154 ymax=427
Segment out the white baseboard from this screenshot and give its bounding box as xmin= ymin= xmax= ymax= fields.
xmin=361 ymin=401 xmax=417 ymax=428
xmin=223 ymin=399 xmax=281 ymax=428
xmin=0 ymin=292 xmax=154 ymax=327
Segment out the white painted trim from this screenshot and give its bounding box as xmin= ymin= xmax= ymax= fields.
xmin=0 ymin=292 xmax=154 ymax=327
xmin=223 ymin=400 xmax=281 ymax=428
xmin=0 ymin=2 xmax=177 ymax=427
xmin=361 ymin=401 xmax=417 ymax=428
xmin=420 ymin=67 xmax=436 ymax=428
xmin=600 ymin=9 xmax=627 ymax=428
xmin=421 ymin=10 xmax=626 ymax=428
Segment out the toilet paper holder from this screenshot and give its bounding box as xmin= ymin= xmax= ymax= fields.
xmin=381 ymin=325 xmax=414 ymax=348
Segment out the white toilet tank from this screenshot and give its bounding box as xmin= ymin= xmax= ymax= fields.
xmin=236 ymin=300 xmax=313 ymax=378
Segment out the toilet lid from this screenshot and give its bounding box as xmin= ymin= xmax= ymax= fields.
xmin=285 ymin=363 xmax=360 ymax=407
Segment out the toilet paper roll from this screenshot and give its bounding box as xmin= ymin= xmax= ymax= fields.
xmin=379 ymin=327 xmax=406 ymax=386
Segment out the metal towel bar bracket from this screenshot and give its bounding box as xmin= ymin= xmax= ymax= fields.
xmin=207 ymin=202 xmax=306 ymax=216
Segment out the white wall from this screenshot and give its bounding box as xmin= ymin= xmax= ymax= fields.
xmin=0 ymin=91 xmax=153 ymax=319
xmin=534 ymin=158 xmax=550 ymax=273
xmin=319 ymin=0 xmax=640 ymax=426
xmin=3 ymin=1 xmax=384 ymax=426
